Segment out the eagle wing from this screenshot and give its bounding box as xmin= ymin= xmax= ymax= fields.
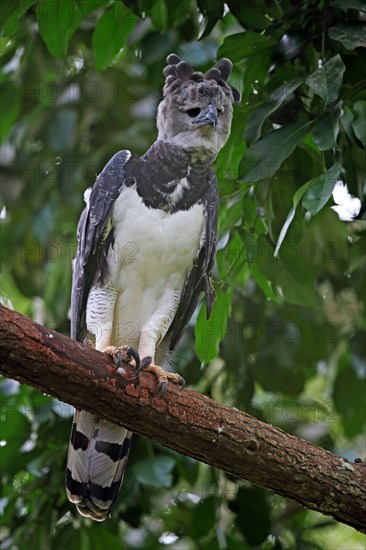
xmin=71 ymin=150 xmax=133 ymax=342
xmin=166 ymin=170 xmax=218 ymax=352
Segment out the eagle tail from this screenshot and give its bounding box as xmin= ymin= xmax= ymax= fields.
xmin=66 ymin=409 xmax=132 ymax=521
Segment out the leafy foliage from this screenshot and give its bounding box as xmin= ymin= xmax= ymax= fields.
xmin=1 ymin=1 xmax=365 ymax=548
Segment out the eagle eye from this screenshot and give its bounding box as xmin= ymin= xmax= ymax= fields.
xmin=186 ymin=108 xmax=201 ymax=118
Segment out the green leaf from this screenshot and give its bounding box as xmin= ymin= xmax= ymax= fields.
xmin=229 ymin=487 xmax=270 ymax=546
xmin=340 ymin=105 xmax=360 ymax=145
xmin=218 ymin=32 xmax=275 ymax=62
xmin=264 ymin=172 xmax=301 ymax=244
xmin=226 ymin=0 xmax=272 ymax=30
xmin=255 ymin=236 xmax=318 ymax=308
xmin=216 ymin=231 xmax=248 ymax=285
xmin=198 ymin=0 xmax=224 ymax=39
xmin=149 ymin=0 xmax=167 ymax=30
xmin=227 ymin=0 xmax=272 ymax=31
xmin=0 ymin=0 xmax=19 ymax=31
xmin=191 ymin=497 xmax=216 ymax=538
xmin=88 ymin=527 xmax=122 ymax=547
xmin=348 ymin=233 xmax=366 ymax=274
xmin=277 ymin=248 xmax=318 ymax=308
xmin=37 ymin=0 xmax=83 ymax=59
xmin=245 ymin=78 xmax=304 ymax=144
xmin=328 ymin=23 xmax=366 ymax=50
xmin=331 ymin=0 xmax=366 ymax=8
xmin=176 ymin=455 xmax=199 ymax=485
xmin=254 ymin=356 xmax=306 ymax=394
xmin=352 ymin=100 xmax=366 ymax=146
xmin=302 ymin=163 xmax=342 ymax=215
xmin=0 ymin=36 xmax=16 ymax=57
xmin=242 ymin=47 xmax=272 ymax=102
xmin=0 ymin=81 xmax=20 ymax=142
xmin=27 ymin=525 xmax=52 ymax=550
xmin=54 ymin=526 xmax=84 ymax=550
xmin=133 ymin=455 xmax=176 ymax=488
xmin=274 ymin=178 xmax=314 ymax=257
xmin=312 ymin=103 xmax=343 ymax=150
xmin=237 ymin=228 xmax=261 ymax=266
xmin=219 ymin=198 xmax=243 ymax=233
xmin=166 ymin=0 xmax=195 ymax=28
xmin=0 ymin=410 xmax=32 ymax=473
xmin=93 ymin=2 xmax=137 ymax=72
xmin=333 ymin=366 xmax=366 ymax=437
xmin=1 ymin=0 xmax=36 ymax=36
xmin=251 ymin=263 xmax=280 ymax=303
xmin=306 ymin=55 xmax=345 ymax=105
xmin=239 ymin=121 xmax=312 ymax=182
xmin=0 ymin=269 xmax=33 ymax=315
xmin=195 ymin=288 xmax=233 ymax=364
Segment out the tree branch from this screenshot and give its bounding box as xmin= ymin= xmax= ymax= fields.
xmin=0 ymin=304 xmax=365 ymax=532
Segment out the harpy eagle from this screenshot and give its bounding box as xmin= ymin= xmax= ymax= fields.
xmin=66 ymin=54 xmax=240 ymax=521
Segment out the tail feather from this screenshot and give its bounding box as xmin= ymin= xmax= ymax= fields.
xmin=66 ymin=409 xmax=132 ymax=521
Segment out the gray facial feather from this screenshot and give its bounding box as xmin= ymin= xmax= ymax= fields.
xmin=157 ymin=54 xmax=240 ymax=162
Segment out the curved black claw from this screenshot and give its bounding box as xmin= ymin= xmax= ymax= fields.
xmin=125 ymin=346 xmax=140 ymax=370
xmin=158 ymin=375 xmax=185 ymax=398
xmin=159 ymin=381 xmax=167 ymax=398
xmin=138 ymin=356 xmax=152 ymax=372
xmin=178 ymin=375 xmax=186 ymax=388
xmin=114 ymin=351 xmax=123 ymax=368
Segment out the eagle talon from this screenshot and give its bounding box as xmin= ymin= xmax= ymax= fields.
xmin=115 ymin=351 xmax=123 ymax=368
xmin=102 ymin=345 xmax=140 ymax=370
xmin=140 ymin=360 xmax=185 ymax=396
xmin=159 ymin=381 xmax=167 ymax=398
xmin=125 ymin=346 xmax=140 ymax=370
xmin=138 ymin=356 xmax=152 ymax=372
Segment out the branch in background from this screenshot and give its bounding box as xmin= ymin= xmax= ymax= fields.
xmin=0 ymin=304 xmax=365 ymax=533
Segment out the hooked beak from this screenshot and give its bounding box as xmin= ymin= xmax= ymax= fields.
xmin=191 ymin=104 xmax=218 ymax=130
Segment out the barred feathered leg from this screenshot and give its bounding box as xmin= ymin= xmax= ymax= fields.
xmin=66 ymin=410 xmax=132 ymax=521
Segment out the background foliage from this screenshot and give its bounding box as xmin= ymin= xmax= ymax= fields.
xmin=1 ymin=1 xmax=366 ymax=548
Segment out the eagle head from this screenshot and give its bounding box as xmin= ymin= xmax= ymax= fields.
xmin=157 ymin=54 xmax=241 ymax=162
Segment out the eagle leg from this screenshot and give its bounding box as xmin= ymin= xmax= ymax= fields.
xmin=103 ymin=345 xmax=140 ymax=370
xmin=138 ymin=357 xmax=186 ymax=398
xmin=83 ymin=337 xmax=94 ymax=349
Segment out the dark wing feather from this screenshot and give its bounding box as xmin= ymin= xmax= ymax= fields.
xmin=167 ymin=170 xmax=218 ymax=351
xmin=71 ymin=150 xmax=133 ymax=342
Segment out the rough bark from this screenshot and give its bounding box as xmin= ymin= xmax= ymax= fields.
xmin=0 ymin=304 xmax=365 ymax=533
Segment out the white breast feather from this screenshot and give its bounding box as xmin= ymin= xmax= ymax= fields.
xmin=107 ymin=185 xmax=205 ymax=349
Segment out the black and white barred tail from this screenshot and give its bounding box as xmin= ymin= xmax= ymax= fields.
xmin=66 ymin=410 xmax=132 ymax=521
